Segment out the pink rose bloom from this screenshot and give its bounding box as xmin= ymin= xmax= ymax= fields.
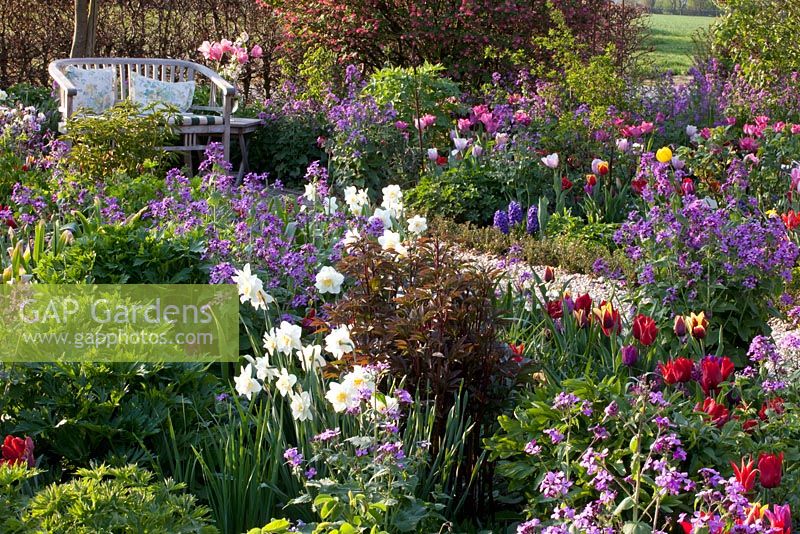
xmin=250 ymin=44 xmax=263 ymax=59
xmin=219 ymin=39 xmax=234 ymax=54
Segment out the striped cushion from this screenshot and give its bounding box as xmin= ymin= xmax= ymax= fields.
xmin=169 ymin=114 xmax=224 ymax=126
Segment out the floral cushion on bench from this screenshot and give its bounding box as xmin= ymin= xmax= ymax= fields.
xmin=65 ymin=67 xmax=115 ymax=114
xmin=130 ymin=72 xmax=195 ymax=113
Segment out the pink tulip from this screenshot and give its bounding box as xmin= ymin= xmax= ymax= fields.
xmin=208 ymin=43 xmax=223 ymax=61
xmin=250 ymin=44 xmax=263 ymax=59
xmin=219 ymin=39 xmax=234 ymax=54
xmin=234 ymin=47 xmax=249 ymax=64
xmin=198 ymin=41 xmax=214 ymax=60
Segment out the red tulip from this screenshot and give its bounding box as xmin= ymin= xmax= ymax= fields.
xmin=658 ymin=357 xmax=694 ymax=384
xmin=632 ymin=314 xmax=658 ymax=346
xmin=757 ymin=452 xmax=784 ymax=488
xmin=546 ymin=300 xmax=563 ymax=319
xmin=593 ymin=301 xmax=621 ymax=336
xmin=596 ymin=161 xmax=609 ymax=176
xmin=574 ymin=294 xmax=592 ymax=314
xmin=759 ymin=397 xmax=785 ymax=420
xmin=765 ymin=504 xmax=792 ymax=534
xmin=782 ymin=210 xmax=800 ymax=231
xmin=586 ymin=173 xmax=598 ymax=187
xmin=544 ymin=266 xmax=555 ymax=283
xmin=695 ymin=397 xmax=730 ymax=428
xmin=1 ymin=435 xmax=35 ymax=467
xmin=730 ymin=457 xmax=758 ymax=493
xmin=699 ymin=356 xmax=735 ymax=395
xmin=561 ymin=176 xmax=573 ymax=190
xmin=509 ymin=343 xmax=524 ymax=363
xmin=436 ymin=155 xmax=448 ymax=166
xmin=742 ymin=419 xmax=759 ymax=433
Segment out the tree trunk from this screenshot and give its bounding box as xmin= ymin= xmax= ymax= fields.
xmin=70 ymin=0 xmax=98 ymax=58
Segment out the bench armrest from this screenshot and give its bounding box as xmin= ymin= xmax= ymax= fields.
xmin=191 ymin=63 xmax=236 ymax=97
xmin=48 ymin=62 xmax=77 ymax=96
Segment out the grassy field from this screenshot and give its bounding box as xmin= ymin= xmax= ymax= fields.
xmin=646 ymin=14 xmax=716 ymax=74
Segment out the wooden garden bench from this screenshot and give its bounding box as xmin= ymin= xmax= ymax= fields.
xmin=49 ymin=58 xmax=236 ymax=161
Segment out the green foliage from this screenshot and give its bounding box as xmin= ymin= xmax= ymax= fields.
xmin=712 ymin=0 xmax=800 ymax=78
xmin=63 ymin=102 xmax=177 ymax=179
xmin=0 ymin=361 xmax=220 ymax=471
xmin=17 ymin=464 xmax=217 ymax=533
xmin=0 ymin=464 xmax=42 ymax=532
xmin=34 ymin=217 xmax=209 ymax=284
xmin=406 ymin=165 xmax=506 ymax=225
xmin=364 ymin=63 xmax=462 ymax=134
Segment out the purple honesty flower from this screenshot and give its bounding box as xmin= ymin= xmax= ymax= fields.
xmin=283 ymin=447 xmax=303 ymax=467
xmin=539 ymin=470 xmax=573 ymax=498
xmin=524 ymin=439 xmax=542 ymax=455
xmin=526 ymin=205 xmax=539 ymax=234
xmin=544 ymin=428 xmax=565 ymax=444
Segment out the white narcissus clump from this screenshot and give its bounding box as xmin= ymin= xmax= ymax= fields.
xmin=315 ymin=266 xmax=345 ymax=295
xmin=275 ymin=368 xmax=297 ymax=397
xmin=381 ymin=184 xmax=403 ymax=211
xmin=344 ymin=186 xmax=369 ymax=214
xmin=325 ymin=380 xmax=360 ymax=413
xmin=407 ymin=215 xmax=427 ymax=235
xmin=378 ymin=229 xmax=408 ymax=256
xmin=232 ymin=264 xmax=274 ymax=310
xmin=324 ymin=325 xmax=354 ymax=358
xmin=234 ymin=364 xmax=262 ymax=400
xmin=290 ymin=390 xmax=313 ymax=421
xmin=274 ymin=321 xmax=303 ymax=356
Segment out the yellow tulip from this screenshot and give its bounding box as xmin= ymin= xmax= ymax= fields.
xmin=656 ymin=146 xmax=673 ymax=164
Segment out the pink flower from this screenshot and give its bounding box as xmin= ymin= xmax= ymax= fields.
xmin=541 ymin=153 xmax=559 ymax=169
xmin=206 ymin=43 xmax=223 ymax=61
xmin=639 ymin=121 xmax=654 ymax=134
xmin=219 ymin=38 xmax=234 ymax=54
xmin=198 ymin=41 xmax=214 ymax=60
xmin=414 ymin=114 xmax=436 ymax=131
xmin=394 ymin=120 xmax=408 ymax=130
xmin=234 ymin=47 xmax=249 ymax=64
xmin=457 ymin=118 xmax=472 ymax=131
xmin=791 ymin=124 xmax=800 ymax=135
xmin=513 ymin=110 xmax=531 ymax=126
xmin=250 ymin=44 xmax=263 ymax=59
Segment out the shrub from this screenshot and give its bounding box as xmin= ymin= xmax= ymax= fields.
xmin=34 ymin=219 xmax=210 ymax=284
xmin=406 ymin=165 xmax=507 ymax=225
xmin=712 ymin=0 xmax=800 ymax=79
xmin=18 ymin=464 xmax=217 ymax=532
xmin=325 ymin=237 xmax=519 ymax=514
xmin=270 ymin=0 xmax=645 ymax=85
xmin=62 ymin=102 xmax=177 ymax=180
xmin=0 ymin=361 xmax=219 ymax=470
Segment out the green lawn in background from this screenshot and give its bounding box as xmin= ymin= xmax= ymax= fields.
xmin=647 ymin=14 xmax=716 ymax=74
